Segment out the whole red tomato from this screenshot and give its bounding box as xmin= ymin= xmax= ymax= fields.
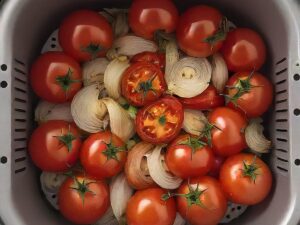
xmin=226 ymin=71 xmax=273 ymax=118
xmin=166 ymin=134 xmax=214 ymax=179
xmin=136 ymin=96 xmax=184 ymax=144
xmin=29 ymin=120 xmax=81 ymax=172
xmin=30 ymin=52 xmax=82 ymax=103
xmin=208 ymin=107 xmax=248 ymax=157
xmin=126 ymin=188 xmax=176 ymax=225
xmin=179 ymin=85 xmax=225 ymax=110
xmin=176 ymin=5 xmax=226 ymax=57
xmin=58 ymin=174 xmax=109 ymax=224
xmin=80 ymin=131 xmax=126 ymax=179
xmin=59 ymin=10 xmax=113 ymax=62
xmin=131 ymin=52 xmax=165 ymax=70
xmin=176 ymin=176 xmax=227 ymax=225
xmin=129 ymin=0 xmax=179 ymax=39
xmin=221 ymin=28 xmax=266 ymax=72
xmin=121 ymin=62 xmax=166 ymax=106
xmin=220 ymin=153 xmax=272 ymax=205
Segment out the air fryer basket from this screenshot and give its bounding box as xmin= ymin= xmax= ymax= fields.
xmin=1 ymin=0 xmax=300 ymax=224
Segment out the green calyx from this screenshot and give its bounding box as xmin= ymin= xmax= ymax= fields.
xmin=200 ymin=121 xmax=222 ymax=147
xmin=70 ymin=177 xmax=96 ymax=205
xmin=158 ymin=115 xmax=167 ymax=126
xmin=81 ymin=43 xmax=104 ymax=59
xmin=161 ymin=183 xmax=207 ymax=208
xmin=56 ymin=68 xmax=81 ymax=94
xmin=54 ymin=126 xmax=77 ymax=152
xmin=203 ymin=17 xmax=229 ymax=47
xmin=137 ymin=74 xmax=158 ymax=100
xmin=225 ymin=71 xmax=263 ymax=107
xmin=179 ymin=136 xmax=206 ymax=154
xmin=102 ymin=138 xmax=126 ymax=161
xmin=241 ymin=156 xmax=259 ymax=183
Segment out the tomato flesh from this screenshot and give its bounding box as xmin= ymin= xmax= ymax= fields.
xmin=122 ymin=62 xmax=166 ymax=106
xmin=131 ymin=52 xmax=165 ymax=70
xmin=136 ymin=96 xmax=184 ymax=144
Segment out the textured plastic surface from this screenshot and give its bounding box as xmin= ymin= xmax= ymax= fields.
xmin=0 ymin=0 xmax=300 ymax=225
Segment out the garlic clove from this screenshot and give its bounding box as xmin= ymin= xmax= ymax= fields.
xmin=173 ymin=213 xmax=186 ymax=225
xmin=165 ymin=40 xmax=180 ymax=84
xmin=183 ymin=109 xmax=207 ymax=136
xmin=94 ymin=207 xmax=119 ymax=225
xmin=245 ymin=118 xmax=272 ymax=154
xmin=211 ymin=53 xmax=229 ymax=93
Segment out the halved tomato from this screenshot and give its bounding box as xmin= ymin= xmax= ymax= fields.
xmin=179 ymin=85 xmax=225 ymax=110
xmin=121 ymin=62 xmax=166 ymax=107
xmin=136 ymin=96 xmax=184 ymax=144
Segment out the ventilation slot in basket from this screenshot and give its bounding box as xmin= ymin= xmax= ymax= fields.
xmin=12 ymin=58 xmax=29 ymax=175
xmin=274 ymin=57 xmax=289 ymax=174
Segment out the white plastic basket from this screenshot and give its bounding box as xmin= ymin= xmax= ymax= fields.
xmin=1 ymin=0 xmax=300 ymax=224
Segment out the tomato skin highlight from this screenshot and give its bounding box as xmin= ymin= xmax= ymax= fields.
xmin=58 ymin=175 xmax=109 ymax=225
xmin=80 ymin=131 xmax=126 ymax=179
xmin=177 ymin=176 xmax=227 ymax=225
xmin=136 ymin=96 xmax=184 ymax=144
xmin=208 ymin=107 xmax=248 ymax=157
xmin=220 ymin=153 xmax=272 ymax=205
xmin=176 ymin=5 xmax=224 ymax=57
xmin=28 ymin=120 xmax=81 ymax=172
xmin=179 ymin=85 xmax=225 ymax=110
xmin=126 ymin=188 xmax=176 ymax=225
xmin=221 ymin=28 xmax=266 ymax=72
xmin=131 ymin=52 xmax=165 ymax=70
xmin=121 ymin=62 xmax=166 ymax=107
xmin=59 ymin=10 xmax=113 ymax=62
xmin=166 ymin=134 xmax=214 ymax=179
xmin=129 ymin=0 xmax=179 ymax=39
xmin=30 ymin=52 xmax=82 ymax=103
xmin=226 ymin=72 xmax=273 ymax=118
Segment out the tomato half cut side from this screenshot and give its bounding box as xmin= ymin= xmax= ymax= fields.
xmin=136 ymin=96 xmax=184 ymax=144
xmin=131 ymin=52 xmax=166 ymax=70
xmin=122 ymin=62 xmax=166 ymax=107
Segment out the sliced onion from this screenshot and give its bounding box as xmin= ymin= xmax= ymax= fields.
xmin=82 ymin=58 xmax=109 ymax=86
xmin=211 ymin=53 xmax=228 ymax=93
xmin=107 ymin=35 xmax=158 ymax=60
xmin=94 ymin=207 xmax=119 ymax=225
xmin=147 ymin=145 xmax=182 ymax=189
xmin=183 ymin=109 xmax=207 ymax=136
xmin=71 ymin=84 xmax=108 ymax=133
xmin=125 ymin=142 xmax=156 ymax=190
xmin=35 ymin=101 xmax=73 ymax=123
xmin=167 ymin=57 xmax=212 ymax=98
xmin=173 ymin=213 xmax=186 ymax=225
xmin=104 ymin=56 xmax=130 ymax=100
xmin=102 ymin=98 xmax=135 ymax=142
xmin=40 ymin=172 xmax=67 ymax=194
xmin=110 ymin=173 xmax=134 ymax=222
xmin=245 ymin=118 xmax=271 ymax=154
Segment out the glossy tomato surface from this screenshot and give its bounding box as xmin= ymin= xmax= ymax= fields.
xmin=58 ymin=175 xmax=109 ymax=224
xmin=129 ymin=0 xmax=179 ymax=39
xmin=136 ymin=96 xmax=184 ymax=144
xmin=208 ymin=107 xmax=248 ymax=157
xmin=131 ymin=52 xmax=165 ymax=70
xmin=80 ymin=131 xmax=126 ymax=179
xmin=176 ymin=5 xmax=225 ymax=57
xmin=177 ymin=176 xmax=227 ymax=225
xmin=221 ymin=28 xmax=266 ymax=72
xmin=126 ymin=188 xmax=176 ymax=225
xmin=179 ymin=85 xmax=225 ymax=110
xmin=29 ymin=120 xmax=81 ymax=172
xmin=121 ymin=62 xmax=166 ymax=106
xmin=166 ymin=134 xmax=214 ymax=179
xmin=226 ymin=72 xmax=273 ymax=118
xmin=208 ymin=154 xmax=225 ymax=178
xmin=220 ymin=153 xmax=272 ymax=205
xmin=30 ymin=52 xmax=82 ymax=103
xmin=59 ymin=10 xmax=113 ymax=62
